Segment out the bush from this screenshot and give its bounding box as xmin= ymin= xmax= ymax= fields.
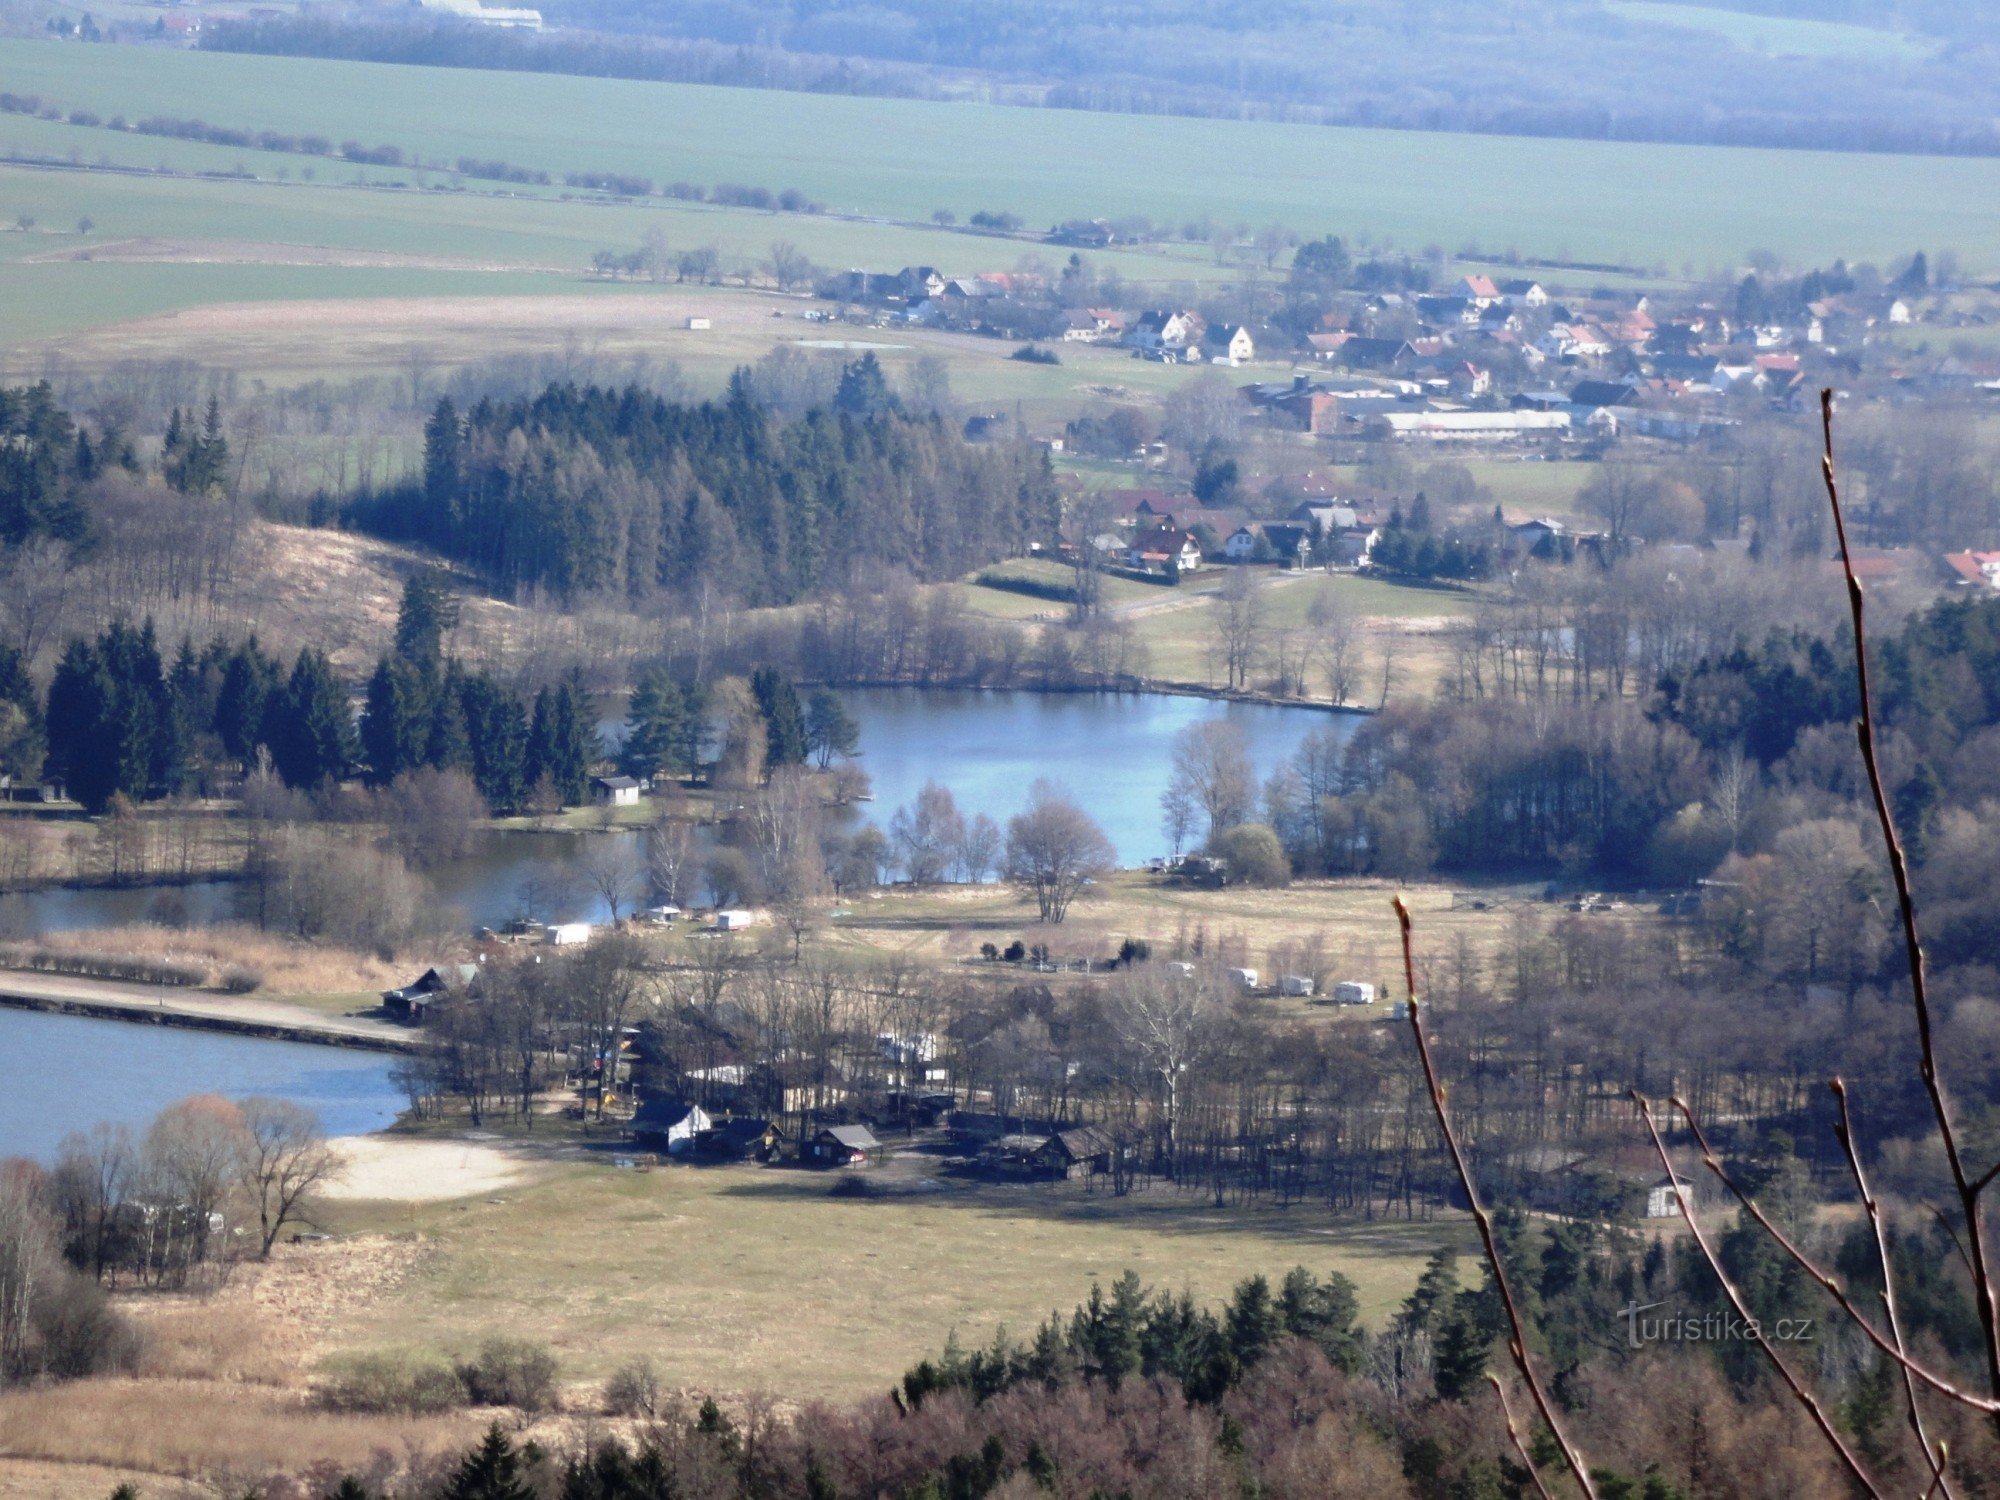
xmin=458 ymin=1336 xmax=560 ymax=1412
xmin=30 ymin=1273 xmax=144 ymax=1380
xmin=318 ymin=1351 xmax=467 ymax=1413
xmin=1010 ymin=344 xmax=1060 ymax=364
xmin=1213 ymin=824 xmax=1291 ymax=888
xmin=219 ymin=965 xmax=264 ymax=993
xmin=604 ymin=1356 xmax=661 ymax=1417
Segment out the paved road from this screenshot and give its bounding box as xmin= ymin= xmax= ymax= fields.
xmin=0 ymin=970 xmax=416 ymax=1050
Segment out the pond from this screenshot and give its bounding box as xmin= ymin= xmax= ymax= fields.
xmin=0 ymin=1007 xmax=404 ymax=1163
xmin=1 ymin=689 xmax=1350 ymax=936
xmin=839 ymin=688 xmax=1348 ymax=863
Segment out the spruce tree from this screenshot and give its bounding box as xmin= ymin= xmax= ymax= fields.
xmin=359 ymin=656 xmax=432 ymax=786
xmin=461 ymin=673 xmax=527 ymax=812
xmin=804 ymin=688 xmax=858 ymax=769
xmin=751 ymin=667 xmax=807 ymax=768
xmin=621 ymin=667 xmax=686 ymax=780
xmin=438 ymin=1424 xmax=536 ymax=1500
xmin=266 ymin=649 xmax=356 ymax=789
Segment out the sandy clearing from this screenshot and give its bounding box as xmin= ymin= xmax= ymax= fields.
xmin=323 ymin=1135 xmax=542 ymax=1203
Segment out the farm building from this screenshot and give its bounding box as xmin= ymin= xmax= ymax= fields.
xmin=380 ymin=963 xmax=481 ymax=1024
xmin=694 ymin=1117 xmax=787 ymax=1162
xmin=805 ymin=1124 xmax=882 ymax=1167
xmin=631 ymin=1099 xmax=711 ymax=1155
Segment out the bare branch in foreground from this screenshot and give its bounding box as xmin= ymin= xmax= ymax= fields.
xmin=1395 ymin=895 xmax=1597 ymax=1500
xmin=1487 ymin=1373 xmax=1558 ymax=1500
xmin=1820 ymin=387 xmax=2000 ymax=1408
xmin=1833 ymin=1077 xmax=1957 ymax=1499
xmin=1633 ymin=1091 xmax=1884 ymax=1498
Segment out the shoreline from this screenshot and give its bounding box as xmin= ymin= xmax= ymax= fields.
xmin=0 ymin=978 xmax=420 ymax=1053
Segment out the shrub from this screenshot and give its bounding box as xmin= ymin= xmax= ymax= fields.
xmin=458 ymin=1337 xmax=559 ymax=1412
xmin=1010 ymin=344 xmax=1060 ymax=364
xmin=1213 ymin=824 xmax=1291 ymax=888
xmin=32 ymin=1276 xmax=144 ymax=1380
xmin=604 ymin=1356 xmax=660 ymax=1417
xmin=219 ymin=965 xmax=264 ymax=993
xmin=317 ymin=1351 xmax=467 ymax=1414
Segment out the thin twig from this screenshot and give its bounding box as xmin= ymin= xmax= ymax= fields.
xmin=1832 ymin=1078 xmax=1956 ymax=1498
xmin=1632 ymin=1091 xmax=1885 ymax=1498
xmin=1487 ymin=1373 xmax=1559 ymax=1500
xmin=1820 ymin=388 xmax=2000 ymax=1413
xmin=1396 ymin=895 xmax=1597 ymax=1500
xmin=1668 ymin=1098 xmax=1998 ymax=1414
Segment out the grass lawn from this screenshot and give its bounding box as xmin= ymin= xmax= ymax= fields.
xmin=1606 ymin=1 xmax=1936 ymax=63
xmin=821 ymin=870 xmax=1572 ymax=994
xmin=1 ymin=39 xmax=1997 ymax=271
xmin=323 ymin=1154 xmax=1465 ymax=1399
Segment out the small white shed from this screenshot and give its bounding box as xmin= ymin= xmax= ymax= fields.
xmin=713 ymin=908 xmax=756 ymax=931
xmin=545 ymin=922 xmax=594 ymax=946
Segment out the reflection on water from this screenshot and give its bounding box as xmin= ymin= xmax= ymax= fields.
xmin=2 ymin=690 xmax=1347 ymax=937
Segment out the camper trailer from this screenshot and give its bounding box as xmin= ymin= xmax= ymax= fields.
xmin=1333 ymin=981 xmax=1376 ymax=1006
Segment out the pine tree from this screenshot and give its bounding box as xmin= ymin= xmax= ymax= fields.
xmin=461 ymin=672 xmax=527 ymax=812
xmin=439 ymin=1424 xmax=536 ymax=1500
xmin=1223 ymin=1273 xmax=1283 ymax=1370
xmin=394 ymin=568 xmax=460 ymax=672
xmin=360 ymin=656 xmax=432 ymax=786
xmin=266 ymin=649 xmax=356 ymax=789
xmin=427 ymin=663 xmax=473 ymax=771
xmin=621 ymin=667 xmax=686 ymax=780
xmin=215 ymin=639 xmax=282 ymax=771
xmin=804 ymin=688 xmax=858 ymax=769
xmin=751 ymin=668 xmax=807 ymax=768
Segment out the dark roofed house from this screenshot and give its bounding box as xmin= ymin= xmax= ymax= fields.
xmin=380 ymin=963 xmax=481 ymax=1024
xmin=695 ymin=1117 xmax=787 ymax=1162
xmin=1035 ymin=1125 xmax=1122 ymax=1179
xmin=1568 ymin=380 xmax=1639 ymax=410
xmin=806 ymin=1123 xmax=882 ymax=1166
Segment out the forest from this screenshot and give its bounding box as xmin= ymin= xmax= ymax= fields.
xmin=346 ymin=371 xmax=1059 ymax=607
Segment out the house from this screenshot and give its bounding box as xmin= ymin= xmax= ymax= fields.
xmin=1645 ymin=1173 xmax=1696 ymax=1220
xmin=1943 ymin=551 xmax=2000 ymax=589
xmin=1457 ymin=274 xmax=1502 ymax=307
xmin=1126 ymin=309 xmax=1202 ymax=351
xmin=1034 ymin=1125 xmax=1123 ymax=1180
xmin=1205 ymin=325 xmax=1255 ymax=365
xmin=1500 ymin=279 xmax=1549 ymax=308
xmin=805 ymin=1123 xmax=882 ymax=1166
xmin=1508 ymin=517 xmax=1569 ymax=553
xmin=1337 ymin=337 xmax=1416 ymax=370
xmin=1127 ymin=527 xmax=1203 ymax=575
xmin=694 ymin=1117 xmax=787 ymax=1162
xmin=590 ymin=775 xmax=641 ymax=808
xmin=897 ymin=266 xmax=946 ymax=301
xmin=1328 ymin=525 xmax=1380 ymax=568
xmin=1568 ymin=380 xmax=1639 ymax=411
xmin=631 ymin=1099 xmax=711 ymax=1155
xmin=380 ymin=963 xmax=481 ymax=1024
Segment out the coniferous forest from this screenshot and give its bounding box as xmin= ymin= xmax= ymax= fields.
xmin=349 ymin=372 xmax=1061 ymax=606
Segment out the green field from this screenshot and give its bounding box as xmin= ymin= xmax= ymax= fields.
xmin=1607 ymin=1 xmax=1936 ymax=62
xmin=1 ymin=39 xmax=1996 ymax=271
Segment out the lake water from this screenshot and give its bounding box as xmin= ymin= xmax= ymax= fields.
xmin=0 ymin=1007 xmax=404 ymax=1162
xmin=841 ymin=688 xmax=1346 ymax=863
xmin=0 ymin=689 xmax=1346 ymax=936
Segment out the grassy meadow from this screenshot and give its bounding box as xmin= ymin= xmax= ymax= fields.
xmin=321 ymin=1157 xmax=1464 ymax=1399
xmin=2 ymin=38 xmax=1997 ymax=272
